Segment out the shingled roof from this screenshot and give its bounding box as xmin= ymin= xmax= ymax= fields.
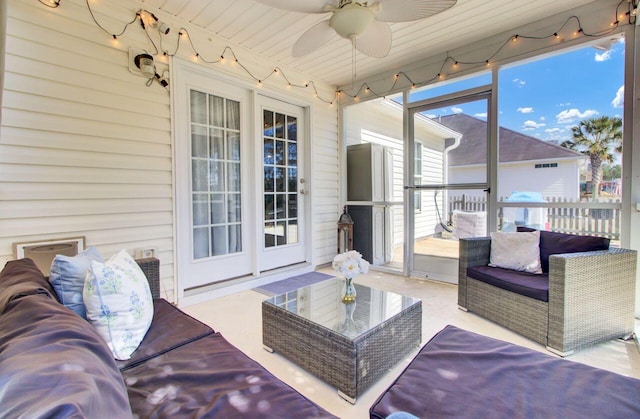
xmin=435 ymin=114 xmax=584 ymax=166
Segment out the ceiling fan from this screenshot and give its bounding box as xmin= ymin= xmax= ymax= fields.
xmin=254 ymin=0 xmax=457 ymax=58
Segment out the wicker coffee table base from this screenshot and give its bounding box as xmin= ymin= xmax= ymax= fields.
xmin=262 ymin=300 xmax=422 ymax=403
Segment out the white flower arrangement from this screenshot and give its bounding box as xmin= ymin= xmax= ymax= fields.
xmin=332 ymin=250 xmax=370 ymax=280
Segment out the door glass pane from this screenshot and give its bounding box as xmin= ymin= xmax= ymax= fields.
xmin=287 ymin=116 xmax=297 ymax=141
xmin=192 ymin=125 xmax=208 ymax=157
xmin=192 ymin=160 xmax=208 ymax=192
xmin=193 ymin=227 xmax=209 ymax=259
xmin=227 ymin=100 xmax=240 ymax=130
xmin=212 ymin=226 xmax=228 ymax=255
xmin=228 ymin=162 xmax=240 ymax=192
xmin=228 ymin=131 xmax=240 ymax=161
xmin=209 ymin=95 xmax=224 ymax=127
xmin=263 ymin=109 xmax=299 ymax=248
xmin=211 ymin=194 xmax=225 ymax=224
xmin=210 ymin=129 xmax=224 ymax=159
xmin=190 ymin=89 xmax=243 ymax=260
xmin=193 ymin=194 xmax=209 ymax=226
xmin=190 ymin=91 xmax=207 ymax=124
xmin=287 ymin=168 xmax=297 ymax=192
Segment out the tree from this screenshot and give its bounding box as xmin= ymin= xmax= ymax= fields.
xmin=601 ymin=164 xmax=621 ymax=181
xmin=560 ymin=116 xmax=622 ymax=199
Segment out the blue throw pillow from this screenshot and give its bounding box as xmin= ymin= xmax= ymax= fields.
xmin=49 ymin=247 xmax=103 ymax=318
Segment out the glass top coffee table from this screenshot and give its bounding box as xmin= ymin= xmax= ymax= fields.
xmin=262 ymin=277 xmax=422 ymax=403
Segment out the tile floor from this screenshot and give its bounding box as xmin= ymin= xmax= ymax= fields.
xmin=182 ymin=267 xmax=640 ymax=419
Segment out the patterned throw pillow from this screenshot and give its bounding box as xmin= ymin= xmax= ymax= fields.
xmin=83 ymin=249 xmax=153 ymax=360
xmin=489 ymin=230 xmax=542 ymax=274
xmin=49 ymin=247 xmax=104 ymax=319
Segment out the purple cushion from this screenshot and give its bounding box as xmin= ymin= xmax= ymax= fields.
xmin=467 ymin=265 xmax=549 ymax=302
xmin=370 ymin=325 xmax=640 ymax=419
xmin=0 ymin=259 xmax=57 ymax=305
xmin=539 ymin=230 xmax=609 ymax=272
xmin=517 ymin=228 xmax=610 ymax=273
xmin=0 ymin=278 xmax=132 ymax=417
xmin=117 ymin=299 xmax=215 ymax=371
xmin=123 ymin=332 xmax=336 ymax=418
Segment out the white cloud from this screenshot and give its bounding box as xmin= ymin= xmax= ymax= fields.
xmin=611 ymin=85 xmax=624 ymax=108
xmin=451 ymin=106 xmax=463 ymax=114
xmin=474 ymin=112 xmax=487 ymax=118
xmin=545 ymin=127 xmax=562 ymax=134
xmin=425 ymin=113 xmax=437 ymax=119
xmin=522 ymin=120 xmax=546 ymax=130
xmin=556 ymin=108 xmax=599 ymax=124
xmin=512 ymin=78 xmax=526 ymax=87
xmin=517 ymin=107 xmax=534 ymax=114
xmin=558 ymin=102 xmax=572 ymax=107
xmin=595 ymin=50 xmax=612 ymax=62
xmin=540 ymin=116 xmax=546 ymax=121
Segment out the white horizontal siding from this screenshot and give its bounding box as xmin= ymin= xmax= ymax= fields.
xmin=1 ymin=0 xmax=339 ymax=300
xmin=1 ymin=0 xmax=174 ymax=297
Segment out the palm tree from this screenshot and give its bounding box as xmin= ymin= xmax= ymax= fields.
xmin=560 ymin=116 xmax=622 ymax=199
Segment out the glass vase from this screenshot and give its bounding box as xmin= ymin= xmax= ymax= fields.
xmin=342 ymin=277 xmax=356 ymax=303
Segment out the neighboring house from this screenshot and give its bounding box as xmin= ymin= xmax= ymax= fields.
xmin=437 ymin=114 xmax=587 ymax=200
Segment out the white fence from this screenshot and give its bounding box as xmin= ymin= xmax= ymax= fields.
xmin=448 ymin=195 xmax=621 ymax=240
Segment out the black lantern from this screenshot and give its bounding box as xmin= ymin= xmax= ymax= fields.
xmin=337 ymin=206 xmax=354 ymax=254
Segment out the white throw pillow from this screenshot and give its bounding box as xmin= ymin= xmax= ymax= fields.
xmin=489 ymin=231 xmax=542 ymax=274
xmin=83 ymin=249 xmax=153 ymax=360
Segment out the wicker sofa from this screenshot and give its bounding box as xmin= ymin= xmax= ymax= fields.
xmin=458 ymin=229 xmax=637 ymax=356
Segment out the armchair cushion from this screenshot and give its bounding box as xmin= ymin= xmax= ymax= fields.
xmin=467 ymin=265 xmax=549 ymax=302
xmin=517 ymin=227 xmax=610 ymax=272
xmin=489 ymin=231 xmax=542 ymax=274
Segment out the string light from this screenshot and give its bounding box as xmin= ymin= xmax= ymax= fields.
xmin=37 ymin=0 xmax=633 ymax=105
xmin=336 ymin=2 xmax=632 ymax=102
xmin=38 ymin=0 xmax=60 ymax=8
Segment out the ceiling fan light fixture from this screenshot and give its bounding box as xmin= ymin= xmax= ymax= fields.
xmin=329 ymin=3 xmax=376 ymax=39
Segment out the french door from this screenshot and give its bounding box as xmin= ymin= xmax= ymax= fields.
xmin=174 ymin=62 xmax=253 ymax=293
xmin=174 ymin=60 xmax=309 ymax=298
xmin=257 ymin=96 xmax=306 ymax=271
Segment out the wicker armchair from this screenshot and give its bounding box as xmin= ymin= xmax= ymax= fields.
xmin=458 ymin=237 xmax=637 ymax=356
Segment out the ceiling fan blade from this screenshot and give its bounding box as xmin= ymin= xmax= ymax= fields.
xmin=354 ymin=20 xmax=391 ymax=58
xmin=253 ymin=0 xmax=336 ymax=14
xmin=292 ymin=19 xmax=337 ymax=57
xmin=374 ymin=0 xmax=457 ymax=22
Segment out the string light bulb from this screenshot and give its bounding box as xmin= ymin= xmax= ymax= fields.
xmin=38 ymin=0 xmax=60 ymax=7
xmin=34 ymin=0 xmax=629 ymax=104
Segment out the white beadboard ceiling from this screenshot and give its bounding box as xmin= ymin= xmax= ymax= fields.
xmin=139 ymin=0 xmax=601 ymax=87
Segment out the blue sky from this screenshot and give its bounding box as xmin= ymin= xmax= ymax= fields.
xmin=409 ymin=38 xmax=625 ymax=146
